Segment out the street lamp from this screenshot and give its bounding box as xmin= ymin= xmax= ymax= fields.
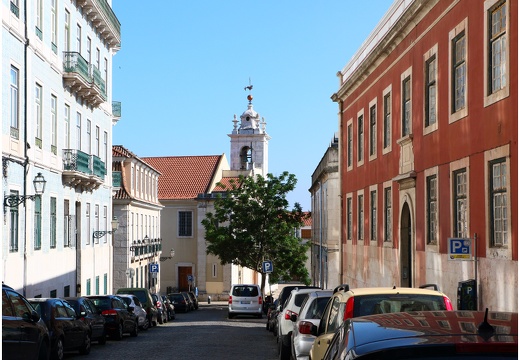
xmin=93 ymin=216 xmax=119 ymax=239
xmin=160 ymin=248 xmax=175 ymax=262
xmin=4 ymin=172 xmax=47 ymax=207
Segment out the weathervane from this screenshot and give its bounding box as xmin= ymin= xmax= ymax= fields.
xmin=244 ymin=78 xmax=253 ymax=104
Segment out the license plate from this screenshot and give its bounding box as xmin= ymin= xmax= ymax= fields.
xmin=241 ymin=301 xmax=251 ymax=304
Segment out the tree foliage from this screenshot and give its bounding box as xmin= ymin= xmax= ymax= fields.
xmin=201 ymin=172 xmax=310 ymax=295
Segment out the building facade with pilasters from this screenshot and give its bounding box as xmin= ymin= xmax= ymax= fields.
xmin=2 ymin=0 xmax=120 ymax=297
xmin=333 ymin=0 xmax=517 ymax=311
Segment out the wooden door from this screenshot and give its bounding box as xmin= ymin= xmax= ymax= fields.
xmin=178 ymin=266 xmax=191 ymax=291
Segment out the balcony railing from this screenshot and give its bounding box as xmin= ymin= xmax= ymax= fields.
xmin=112 ymin=101 xmax=121 ymax=118
xmin=63 ymin=149 xmax=91 ymax=174
xmin=63 ymin=52 xmax=107 ymax=108
xmin=63 ymin=149 xmax=105 ymax=192
xmin=63 ymin=52 xmax=90 ymax=83
xmin=112 ymin=171 xmax=121 ymax=187
xmin=91 ymin=155 xmax=106 ymax=178
xmin=131 ymin=238 xmax=162 ymax=259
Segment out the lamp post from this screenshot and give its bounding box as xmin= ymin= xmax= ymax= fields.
xmin=93 ymin=216 xmax=119 ymax=239
xmin=160 ymin=248 xmax=175 ymax=262
xmin=90 ymin=216 xmax=119 ymax=295
xmin=4 ymin=172 xmax=46 ymax=207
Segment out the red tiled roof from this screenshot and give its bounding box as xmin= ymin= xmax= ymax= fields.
xmin=302 ymin=212 xmax=312 ymax=227
xmin=142 ymin=155 xmax=223 ymax=200
xmin=213 ymin=177 xmax=240 ymax=192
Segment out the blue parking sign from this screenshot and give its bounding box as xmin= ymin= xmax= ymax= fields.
xmin=150 ymin=264 xmax=159 ymax=272
xmin=262 ymin=260 xmax=273 ymax=273
xmin=448 ymin=238 xmax=472 ymax=261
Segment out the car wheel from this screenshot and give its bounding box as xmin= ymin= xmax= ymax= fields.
xmin=130 ymin=321 xmax=139 ymax=337
xmin=79 ymin=333 xmax=91 ymax=355
xmin=141 ymin=317 xmax=149 ymax=331
xmin=52 ymin=337 xmax=64 ymax=360
xmin=37 ymin=339 xmax=49 ymax=360
xmin=279 ymin=339 xmax=291 ymax=360
xmin=98 ymin=330 xmax=107 ymax=345
xmin=114 ymin=322 xmax=124 ymax=340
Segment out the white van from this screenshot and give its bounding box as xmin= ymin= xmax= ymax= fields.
xmin=228 ymin=284 xmax=263 ymax=319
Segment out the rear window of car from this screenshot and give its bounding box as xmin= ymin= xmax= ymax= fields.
xmin=303 ymin=297 xmax=330 ymax=319
xmin=89 ymin=298 xmax=111 ymax=310
xmin=294 ymin=293 xmax=310 ymax=307
xmin=354 ymin=294 xmax=448 ymax=317
xmin=232 ymin=286 xmax=259 ymax=297
xmin=120 ymin=290 xmax=147 ymax=305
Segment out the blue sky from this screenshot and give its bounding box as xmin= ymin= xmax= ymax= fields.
xmin=112 ymin=1 xmax=394 ymax=211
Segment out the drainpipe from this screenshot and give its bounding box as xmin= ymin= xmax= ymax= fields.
xmin=319 ymin=181 xmax=323 ymax=288
xmin=22 ymin=0 xmax=29 ymax=297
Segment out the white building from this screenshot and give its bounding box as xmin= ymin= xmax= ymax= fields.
xmin=2 ymin=0 xmax=120 ymax=297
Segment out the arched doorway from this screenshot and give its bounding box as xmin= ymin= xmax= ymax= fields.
xmin=400 ymin=202 xmax=412 ymax=287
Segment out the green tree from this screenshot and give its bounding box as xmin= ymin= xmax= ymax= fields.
xmin=201 ymin=172 xmax=310 ymax=296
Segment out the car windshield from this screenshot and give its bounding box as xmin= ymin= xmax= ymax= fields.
xmin=232 ymin=286 xmax=259 ymax=297
xmin=354 ymin=294 xmax=448 ymax=317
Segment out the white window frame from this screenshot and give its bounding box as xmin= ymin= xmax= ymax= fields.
xmin=382 ymin=85 xmax=392 ymax=155
xmin=424 ymin=44 xmax=439 ymax=135
xmin=368 ymin=98 xmax=378 ymax=162
xmin=356 ymin=109 xmax=365 ymax=167
xmin=425 ymin=167 xmax=439 ymax=248
xmin=484 ymin=0 xmax=510 ymax=107
xmin=449 ymin=19 xmax=469 ymax=123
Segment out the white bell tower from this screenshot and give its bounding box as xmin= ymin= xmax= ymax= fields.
xmin=228 ymin=89 xmax=270 ymax=176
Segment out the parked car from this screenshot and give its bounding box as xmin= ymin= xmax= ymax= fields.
xmin=117 ymin=294 xmax=149 ymax=330
xmin=266 ymin=298 xmax=280 ymax=334
xmin=168 ymin=292 xmax=190 ymax=313
xmin=182 ymin=291 xmax=195 ymax=311
xmin=87 ymin=295 xmax=138 ymax=340
xmin=277 ymin=285 xmax=320 ymax=311
xmin=291 ymin=290 xmax=333 ymax=360
xmin=322 ymin=309 xmax=518 ymax=360
xmin=278 ymin=288 xmax=326 ymax=360
xmin=2 ymin=283 xmax=50 ymax=360
xmin=152 ymin=293 xmax=168 ymax=324
xmin=116 ymin=287 xmax=158 ymax=328
xmin=64 ymin=296 xmax=107 ymax=344
xmin=28 ymin=298 xmax=91 ymax=360
xmin=309 ymin=284 xmax=454 ymax=360
xmin=228 ymin=284 xmax=263 ymax=319
xmin=161 ymin=295 xmax=176 ymax=320
xmin=187 ymin=291 xmax=199 ymax=310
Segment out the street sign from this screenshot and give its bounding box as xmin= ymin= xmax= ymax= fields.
xmin=150 ymin=263 xmax=159 ymax=272
xmin=187 ymin=275 xmax=193 ymax=282
xmin=448 ymin=238 xmax=472 ymax=261
xmin=262 ymin=260 xmax=273 ymax=273
xmin=125 ymin=268 xmax=135 ymax=278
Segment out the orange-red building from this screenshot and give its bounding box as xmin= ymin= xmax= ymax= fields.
xmin=332 ymin=0 xmax=517 ymax=311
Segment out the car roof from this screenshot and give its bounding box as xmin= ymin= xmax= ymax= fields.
xmin=335 ymin=286 xmax=447 ymax=298
xmin=349 ymin=310 xmax=518 ymax=349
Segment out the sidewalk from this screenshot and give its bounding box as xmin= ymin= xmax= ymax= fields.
xmin=198 ymin=300 xmax=228 ymax=307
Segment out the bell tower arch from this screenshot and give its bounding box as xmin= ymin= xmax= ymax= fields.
xmin=228 ymin=88 xmax=270 ymax=176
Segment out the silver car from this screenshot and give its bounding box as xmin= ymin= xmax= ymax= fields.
xmin=228 ymin=284 xmax=263 ymax=319
xmin=291 ymin=290 xmax=333 ymax=360
xmin=118 ymin=294 xmax=149 ymax=330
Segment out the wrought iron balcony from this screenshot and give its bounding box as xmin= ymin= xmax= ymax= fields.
xmin=62 ymin=149 xmax=105 ymax=191
xmin=63 ymin=52 xmax=107 ymax=108
xmin=112 ymin=101 xmax=121 ymax=118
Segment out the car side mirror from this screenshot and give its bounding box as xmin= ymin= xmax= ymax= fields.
xmin=290 ymin=314 xmax=298 ymax=322
xmin=310 ymin=324 xmax=318 ymax=336
xmin=26 ymin=310 xmax=40 ymax=323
